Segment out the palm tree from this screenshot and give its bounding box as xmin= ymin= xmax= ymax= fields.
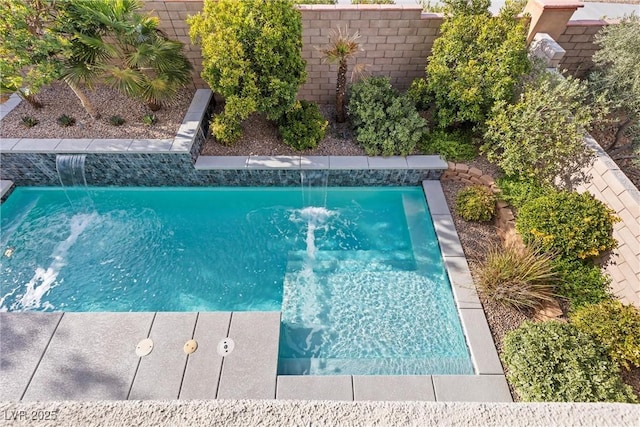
xmin=319 ymin=27 xmax=362 ymax=123
xmin=61 ymin=0 xmax=192 ymax=117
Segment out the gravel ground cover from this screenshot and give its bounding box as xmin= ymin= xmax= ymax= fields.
xmin=0 ymin=82 xmax=195 ymax=140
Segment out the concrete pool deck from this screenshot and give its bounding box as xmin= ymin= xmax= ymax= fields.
xmin=0 ymin=179 xmax=510 ymax=403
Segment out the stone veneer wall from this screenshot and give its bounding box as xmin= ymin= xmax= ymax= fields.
xmin=556 ymin=20 xmax=608 ymax=76
xmin=140 ymin=1 xmax=441 ymax=103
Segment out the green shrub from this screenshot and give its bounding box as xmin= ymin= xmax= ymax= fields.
xmin=420 ymin=129 xmax=476 ymax=161
xmin=189 ymin=0 xmax=306 ymax=144
xmin=476 ymin=243 xmax=558 ymax=311
xmin=56 ymin=114 xmax=75 ymax=127
xmin=413 ymin=0 xmax=530 ymax=128
xmin=348 ymin=76 xmax=427 ymax=156
xmin=142 ymin=113 xmax=157 ymax=126
xmin=572 ymin=300 xmax=640 ymax=370
xmin=21 ymin=115 xmax=39 ymax=127
xmin=502 ymin=321 xmax=637 ymax=402
xmin=455 ymin=185 xmax=496 ymax=222
xmin=496 ymin=176 xmax=554 ymax=210
xmin=552 ymin=257 xmax=612 ymax=311
xmin=293 ymin=0 xmax=336 ymax=3
xmin=278 ymin=101 xmax=328 ymax=151
xmin=516 ymin=191 xmax=619 ymax=260
xmin=108 ymin=115 xmax=125 ymax=126
xmin=483 ymin=73 xmax=599 ymax=189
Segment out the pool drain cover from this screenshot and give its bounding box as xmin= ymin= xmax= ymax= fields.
xmin=135 ymin=338 xmax=154 ymax=357
xmin=184 ymin=339 xmax=198 ymax=354
xmin=217 ymin=338 xmax=234 ymax=356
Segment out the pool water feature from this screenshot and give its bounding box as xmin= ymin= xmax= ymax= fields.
xmin=0 ymin=186 xmax=473 ymax=375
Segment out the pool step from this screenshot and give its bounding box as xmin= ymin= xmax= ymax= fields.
xmin=401 ymin=194 xmax=438 ymax=271
xmin=285 ymin=249 xmax=416 ymax=274
xmin=278 ymin=356 xmax=474 ymax=376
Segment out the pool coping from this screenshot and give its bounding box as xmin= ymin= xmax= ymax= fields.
xmin=0 ymin=181 xmax=510 ymax=402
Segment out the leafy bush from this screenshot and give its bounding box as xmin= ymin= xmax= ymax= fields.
xmin=496 ymin=176 xmax=553 ymax=210
xmin=502 ymin=321 xmax=637 ymax=402
xmin=552 ymin=257 xmax=611 ymax=311
xmin=455 ymin=185 xmax=496 ymax=222
xmin=56 ymin=114 xmax=75 ymax=127
xmin=411 ymin=0 xmax=530 ymax=128
xmin=142 ymin=113 xmax=157 ymax=126
xmin=189 ymin=0 xmax=306 ymax=144
xmin=476 ymin=243 xmax=558 ymax=311
xmin=21 ymin=116 xmax=39 ymax=127
xmin=572 ymin=300 xmax=640 ymax=370
xmin=516 ymin=191 xmax=619 ymax=260
xmin=348 ymin=76 xmax=427 ymax=156
xmin=420 ymin=129 xmax=476 ymax=161
xmin=483 ymin=73 xmax=599 ymax=189
xmin=108 ymin=115 xmax=125 ymax=126
xmin=278 ymin=101 xmax=328 ymax=151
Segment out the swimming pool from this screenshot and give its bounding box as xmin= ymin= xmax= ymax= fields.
xmin=0 ymin=186 xmax=473 ymax=375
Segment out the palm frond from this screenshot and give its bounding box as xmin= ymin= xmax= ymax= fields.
xmin=103 ymin=66 xmax=144 ymax=98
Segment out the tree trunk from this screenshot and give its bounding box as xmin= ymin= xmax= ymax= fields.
xmin=18 ymin=89 xmax=43 ymax=109
xmin=65 ymin=80 xmax=100 ymax=119
xmin=146 ymin=101 xmax=162 ymax=112
xmin=336 ymin=60 xmax=348 ymax=123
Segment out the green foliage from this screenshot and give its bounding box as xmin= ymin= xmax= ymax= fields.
xmin=418 ymin=0 xmax=530 ymax=128
xmin=142 ymin=113 xmax=157 ymax=126
xmin=572 ymin=300 xmax=640 ymax=370
xmin=56 ymin=114 xmax=76 ymax=127
xmin=108 ymin=115 xmax=125 ymax=126
xmin=0 ymin=0 xmax=69 ymax=101
xmin=502 ymin=321 xmax=637 ymax=402
xmin=293 ymin=0 xmax=336 ymax=3
xmin=483 ymin=73 xmax=599 ymax=189
xmin=496 ymin=176 xmax=554 ymax=210
xmin=552 ymin=257 xmax=612 ymax=311
xmin=189 ymin=0 xmax=306 ymax=144
xmin=62 ymin=0 xmax=193 ymax=109
xmin=348 ymin=76 xmax=427 ymax=156
xmin=278 ymin=101 xmax=328 ymax=151
xmin=476 ymin=243 xmax=558 ymax=311
xmin=516 ymin=191 xmax=619 ymax=260
xmin=351 ymin=0 xmax=395 ymax=4
xmin=455 ymin=185 xmax=496 ymax=222
xmin=21 ymin=116 xmax=39 ymax=128
xmin=420 ymin=129 xmax=476 ymax=161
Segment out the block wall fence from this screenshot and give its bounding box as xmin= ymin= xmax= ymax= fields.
xmin=140 ymin=0 xmax=606 ymax=101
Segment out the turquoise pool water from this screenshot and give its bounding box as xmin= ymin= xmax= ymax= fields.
xmin=0 ymin=186 xmax=473 ymax=375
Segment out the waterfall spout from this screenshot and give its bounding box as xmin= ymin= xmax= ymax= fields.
xmin=56 ymin=154 xmax=87 ymax=187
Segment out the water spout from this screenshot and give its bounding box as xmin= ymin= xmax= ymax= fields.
xmin=56 ymin=154 xmax=87 ymax=187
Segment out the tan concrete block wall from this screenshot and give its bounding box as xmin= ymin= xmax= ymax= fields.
xmin=141 ymin=2 xmax=439 ymax=101
xmin=579 ymin=136 xmax=640 ymax=307
xmin=556 ymin=20 xmax=607 ymax=76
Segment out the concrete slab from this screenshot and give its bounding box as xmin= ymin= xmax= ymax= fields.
xmin=179 ymin=312 xmax=231 ymax=400
xmin=195 ymin=156 xmax=248 ymax=170
xmin=12 ymin=139 xmax=61 ymax=152
xmin=129 ymin=313 xmax=197 ymax=400
xmin=247 ymin=156 xmax=300 ymax=169
xmin=0 ymin=93 xmax=22 ymax=120
xmin=368 ymin=156 xmax=408 ymax=169
xmin=422 ymin=181 xmax=451 ymax=215
xmin=353 ymin=376 xmax=435 ymax=401
xmin=23 ymin=313 xmax=154 ymax=401
xmin=407 ymin=155 xmax=448 ymax=169
xmin=443 ymin=256 xmax=482 ymax=309
xmin=432 ymin=375 xmax=512 ymax=402
xmin=55 ymin=139 xmax=93 ymax=152
xmin=171 ymin=135 xmax=193 ymax=152
xmin=0 ymin=313 xmax=63 ymax=400
xmin=329 ymin=156 xmax=368 ymax=169
xmin=128 ymin=139 xmax=173 ymax=152
xmin=86 ymin=139 xmax=133 ymax=153
xmin=432 ymin=215 xmax=465 ymax=257
xmin=181 ymin=112 xmax=204 ymax=127
xmin=1 ymin=180 xmax=14 ymax=199
xmin=300 ymin=156 xmax=330 ymax=169
xmin=277 ymin=376 xmax=353 ymax=401
xmin=217 ymin=312 xmax=280 ymax=399
xmin=458 ymin=309 xmax=504 ymax=375
xmin=0 ymin=138 xmax=21 ymax=151
xmin=186 ymin=89 xmax=213 ymax=114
